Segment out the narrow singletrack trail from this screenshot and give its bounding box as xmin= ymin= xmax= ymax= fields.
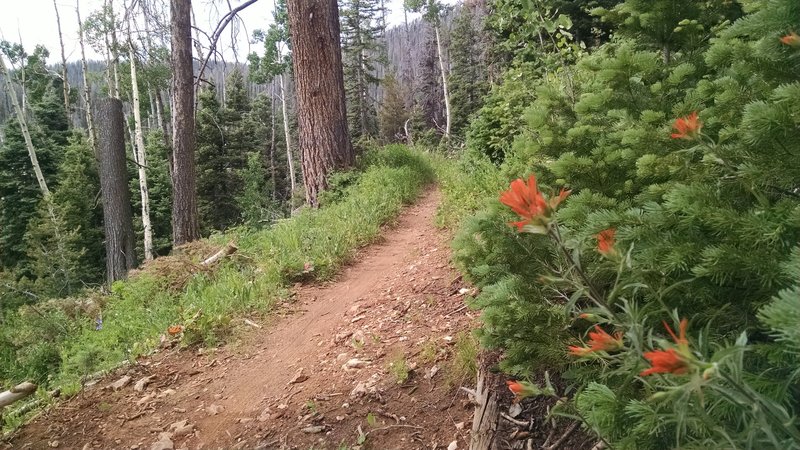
xmin=8 ymin=188 xmax=477 ymax=450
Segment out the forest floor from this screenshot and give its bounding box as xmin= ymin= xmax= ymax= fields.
xmin=5 ymin=188 xmax=480 ymax=450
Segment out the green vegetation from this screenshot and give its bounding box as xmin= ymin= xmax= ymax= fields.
xmin=0 ymin=145 xmax=433 ymax=431
xmin=436 ymin=0 xmax=800 ymax=447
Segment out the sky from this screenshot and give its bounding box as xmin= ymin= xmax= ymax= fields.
xmin=0 ymin=0 xmax=424 ymax=63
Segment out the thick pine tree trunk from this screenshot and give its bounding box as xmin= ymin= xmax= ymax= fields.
xmin=287 ymin=0 xmax=353 ymax=207
xmin=435 ymin=25 xmax=451 ymax=140
xmin=170 ymin=0 xmax=200 ymax=245
xmin=279 ymin=73 xmax=296 ymax=194
xmin=94 ymin=97 xmax=138 ymax=283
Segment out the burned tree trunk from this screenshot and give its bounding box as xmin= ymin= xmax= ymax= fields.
xmin=95 ymin=97 xmax=137 ymax=283
xmin=287 ymin=0 xmax=353 ymax=207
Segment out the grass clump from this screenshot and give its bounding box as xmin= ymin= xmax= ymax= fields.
xmin=1 ymin=145 xmax=434 ymax=432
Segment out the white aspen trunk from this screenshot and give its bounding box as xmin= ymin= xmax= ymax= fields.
xmin=434 ymin=25 xmax=451 ymax=140
xmin=0 ymin=56 xmax=51 ymax=198
xmin=280 ymin=74 xmax=296 ymax=194
xmin=109 ymin=0 xmax=121 ymax=98
xmin=0 ymin=382 xmax=37 ymax=408
xmin=128 ymin=35 xmax=154 ymax=260
xmin=53 ymin=0 xmax=70 ymax=121
xmin=77 ymin=0 xmax=97 ymax=149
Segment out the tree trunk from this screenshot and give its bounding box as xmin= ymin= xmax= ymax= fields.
xmin=287 ymin=0 xmax=353 ymax=207
xmin=435 ymin=25 xmax=451 ymax=141
xmin=127 ymin=27 xmax=154 ymax=260
xmin=77 ymin=0 xmax=97 ymax=149
xmin=94 ymin=97 xmax=137 ymax=283
xmin=0 ymin=382 xmax=37 ymax=409
xmin=53 ymin=0 xmax=70 ymax=123
xmin=0 ymin=56 xmax=51 ymax=198
xmin=108 ymin=0 xmax=121 ymax=98
xmin=269 ymin=83 xmax=277 ymax=201
xmin=279 ymin=73 xmax=296 ymax=195
xmin=170 ymin=0 xmax=200 ymax=245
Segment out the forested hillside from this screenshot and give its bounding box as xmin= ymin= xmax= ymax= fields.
xmin=1 ymin=0 xmax=800 ymax=448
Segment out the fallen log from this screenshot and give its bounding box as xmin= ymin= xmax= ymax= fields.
xmin=201 ymin=241 xmax=238 ymax=266
xmin=0 ymin=382 xmax=37 ymax=408
xmin=469 ymin=362 xmax=502 ymax=449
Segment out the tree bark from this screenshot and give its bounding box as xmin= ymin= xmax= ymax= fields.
xmin=287 ymin=0 xmax=353 ymax=207
xmin=469 ymin=363 xmax=501 ymax=449
xmin=279 ymin=73 xmax=296 ymax=194
xmin=0 ymin=56 xmax=51 ymax=198
xmin=0 ymin=382 xmax=37 ymax=408
xmin=53 ymin=0 xmax=71 ymax=123
xmin=94 ymin=97 xmax=137 ymax=283
xmin=77 ymin=0 xmax=97 ymax=149
xmin=435 ymin=25 xmax=451 ymax=140
xmin=127 ymin=20 xmax=154 ymax=260
xmin=170 ymin=0 xmax=200 ymax=245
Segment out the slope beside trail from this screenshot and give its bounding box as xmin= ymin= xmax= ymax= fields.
xmin=7 ymin=188 xmax=477 ymax=450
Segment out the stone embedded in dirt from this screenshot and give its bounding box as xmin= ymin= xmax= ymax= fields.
xmin=109 ymin=375 xmax=132 ymax=391
xmin=288 ymin=368 xmax=308 ymax=384
xmin=455 ymin=421 xmax=465 ymax=430
xmin=134 ymin=376 xmax=155 ymax=392
xmin=206 ymin=404 xmax=225 ymax=416
xmin=336 ymin=353 xmax=349 ymax=363
xmin=334 ymin=331 xmax=353 ymax=344
xmin=150 ymin=433 xmax=174 ymax=450
xmin=257 ymin=407 xmax=271 ymax=422
xmin=350 ymin=382 xmax=367 ymax=399
xmin=426 ymin=365 xmax=440 ymax=380
xmin=301 ymin=425 xmax=326 ymax=434
xmin=169 ymin=420 xmax=194 ymax=438
xmin=447 ymin=440 xmax=458 ymax=450
xmin=508 ymin=402 xmax=523 ymax=418
xmin=342 ymin=358 xmax=369 ymax=371
xmin=48 ymin=440 xmax=59 ymax=448
xmin=351 ymin=330 xmax=366 ymax=347
xmin=158 ymin=389 xmax=176 ymax=398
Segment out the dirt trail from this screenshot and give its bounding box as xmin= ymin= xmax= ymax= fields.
xmin=8 ymin=188 xmax=477 ymax=450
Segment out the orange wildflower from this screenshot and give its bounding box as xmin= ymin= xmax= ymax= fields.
xmin=499 ymin=175 xmax=570 ymax=232
xmin=507 ymin=380 xmax=524 ymax=395
xmin=596 ymin=228 xmax=617 ymax=256
xmin=167 ymin=325 xmax=184 ymax=336
xmin=568 ymin=345 xmax=593 ymax=357
xmin=587 ymin=325 xmax=624 ymax=352
xmin=780 ymin=32 xmax=800 ymax=47
xmin=641 ymin=319 xmax=693 ymax=376
xmin=641 ymin=348 xmax=689 ymax=376
xmin=671 ymin=111 xmax=703 ymax=140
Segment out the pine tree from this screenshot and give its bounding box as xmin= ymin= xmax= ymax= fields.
xmin=378 ymin=73 xmax=410 ymax=142
xmin=25 ymin=133 xmax=104 ymax=296
xmin=196 ymin=70 xmax=255 ymax=231
xmin=340 ymin=0 xmax=386 ymax=140
xmin=448 ymin=5 xmax=488 ymax=138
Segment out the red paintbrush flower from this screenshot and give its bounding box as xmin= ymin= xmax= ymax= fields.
xmin=780 ymin=32 xmax=800 ymax=47
xmin=499 ymin=175 xmax=570 ymax=232
xmin=596 ymin=228 xmax=617 ymax=256
xmin=641 ymin=348 xmax=689 ymax=376
xmin=568 ymin=345 xmax=593 ymax=357
xmin=587 ymin=325 xmax=623 ymax=352
xmin=641 ymin=319 xmax=694 ymax=376
xmin=671 ymin=111 xmax=703 ymax=140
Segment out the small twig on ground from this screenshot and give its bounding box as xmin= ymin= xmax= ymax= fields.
xmin=500 ymin=412 xmax=529 ymax=427
xmin=363 ymin=424 xmax=423 ymax=438
xmin=545 ymin=422 xmax=580 ymax=450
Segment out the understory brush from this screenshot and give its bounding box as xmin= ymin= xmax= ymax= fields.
xmin=0 ymin=145 xmax=434 ymax=432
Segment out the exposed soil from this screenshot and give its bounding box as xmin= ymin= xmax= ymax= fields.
xmin=6 ymin=188 xmax=480 ymax=450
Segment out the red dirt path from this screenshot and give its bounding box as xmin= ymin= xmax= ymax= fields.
xmin=6 ymin=188 xmax=477 ymax=450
